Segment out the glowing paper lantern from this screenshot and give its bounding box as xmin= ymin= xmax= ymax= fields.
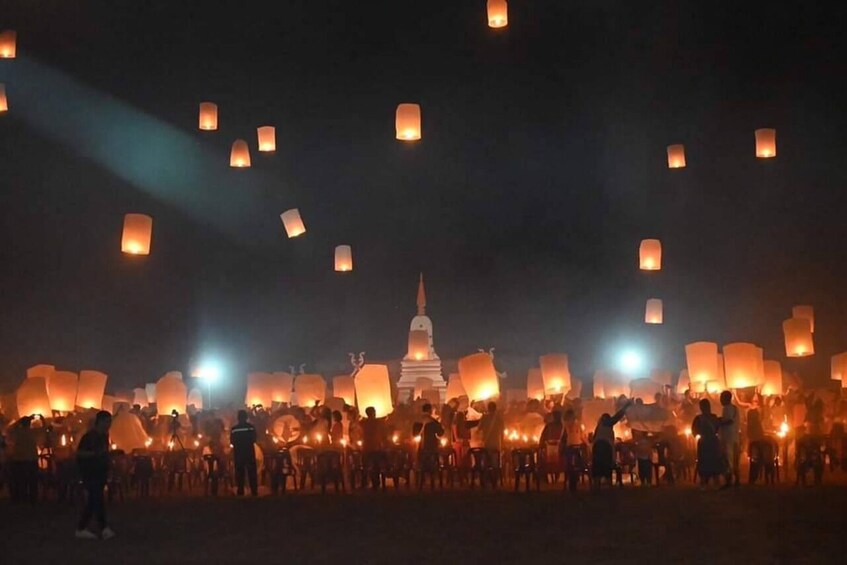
xmin=445 ymin=373 xmax=467 ymax=401
xmin=755 ymin=128 xmax=776 ymax=158
xmin=270 ymin=372 xmax=294 ymax=403
xmin=792 ymin=305 xmax=814 ymax=333
xmin=603 ymin=371 xmax=629 ymax=399
xmin=354 ymin=364 xmax=393 ymax=417
xmin=121 ymin=213 xmax=153 ymax=255
xmin=332 ymin=375 xmax=356 ymax=406
xmin=101 ymin=395 xmax=116 ymax=415
xmin=245 ymin=372 xmax=274 ymax=408
xmin=77 ymin=370 xmax=108 ymax=410
xmin=132 ymin=388 xmax=148 ymax=407
xmin=459 ymin=352 xmax=500 ymax=401
xmin=723 ymin=343 xmax=763 ymax=389
xmin=294 ymin=374 xmax=326 ymax=406
xmin=414 ymin=377 xmax=434 ymax=400
xmin=716 ymin=354 xmax=727 ymax=389
xmin=27 ymin=364 xmax=55 ymax=380
xmin=110 ymin=411 xmax=149 ymax=452
xmin=629 ymin=378 xmax=663 ymax=402
xmin=280 ymin=209 xmax=306 ymax=238
xmin=592 ymin=371 xmax=606 ymax=399
xmin=198 ymin=102 xmax=218 ymax=131
xmin=685 ymin=342 xmax=719 ymax=389
xmin=705 ymin=381 xmax=723 ymax=395
xmin=487 ymin=0 xmax=508 ymax=28
xmin=257 ymin=126 xmax=276 ymax=152
xmin=527 ymin=368 xmax=545 ymax=400
xmin=155 ymin=373 xmax=187 ymax=415
xmin=0 ymin=83 xmax=7 ymax=113
xmin=831 ymin=353 xmax=847 ymax=382
xmin=187 ymin=388 xmax=204 ymax=410
xmin=539 ymin=354 xmax=571 ymax=395
xmin=0 ymin=30 xmax=16 ymax=59
xmin=666 ymin=144 xmax=686 ymax=168
xmin=395 ymin=103 xmax=421 ymax=141
xmin=47 ymin=371 xmax=78 ymax=412
xmin=145 ymin=383 xmax=157 ymax=404
xmin=645 ymin=299 xmax=663 ymax=324
xmin=17 ymin=377 xmax=51 ymax=417
xmin=783 ymin=318 xmax=814 ymax=357
xmin=761 ymin=361 xmax=783 ymax=396
xmin=639 ymin=239 xmax=662 ymax=271
xmin=566 ymin=379 xmax=583 ymax=400
xmin=334 ymin=245 xmax=353 ymax=272
xmin=408 ymin=330 xmax=430 ymax=361
xmin=230 ymin=139 xmax=251 ymax=168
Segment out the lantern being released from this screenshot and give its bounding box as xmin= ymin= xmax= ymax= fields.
xmin=408 ymin=330 xmax=430 ymax=361
xmin=257 ymin=126 xmax=276 ymax=152
xmin=270 ymin=372 xmax=294 ymax=403
xmin=354 ymin=364 xmax=393 ymax=417
xmin=294 ymin=374 xmax=326 ymax=406
xmin=0 ymin=30 xmax=16 ymax=59
xmin=155 ymin=373 xmax=187 ymax=415
xmin=723 ymin=343 xmax=764 ymax=389
xmin=666 ymin=144 xmax=686 ymax=168
xmin=639 ymin=239 xmax=662 ymax=271
xmin=132 ymin=388 xmax=149 ymax=407
xmin=755 ymin=128 xmax=776 ymax=158
xmin=27 ymin=364 xmax=55 ymax=380
xmin=761 ymin=360 xmax=783 ymax=396
xmin=77 ymin=370 xmax=108 ymax=410
xmin=783 ymin=317 xmax=814 ymax=357
xmin=459 ymin=352 xmax=500 ymax=401
xmin=245 ymin=372 xmax=273 ymax=408
xmin=395 ymin=103 xmax=421 ymax=141
xmin=198 ymin=102 xmax=218 ymax=131
xmin=539 ymin=354 xmax=571 ymax=395
xmin=47 ymin=371 xmax=78 ymax=412
xmin=280 ymin=209 xmax=306 ymax=238
xmin=685 ymin=342 xmax=719 ymax=390
xmin=792 ymin=305 xmax=814 ymax=333
xmin=0 ymin=83 xmax=7 ymax=113
xmin=645 ymin=299 xmax=663 ymax=324
xmin=334 ymin=245 xmax=353 ymax=272
xmin=527 ymin=368 xmax=545 ymax=400
xmin=445 ymin=373 xmax=467 ymax=401
xmin=332 ymin=375 xmax=356 ymax=406
xmin=230 ymin=139 xmax=251 ymax=167
xmin=487 ymin=0 xmax=508 ymax=28
xmin=121 ymin=213 xmax=153 ymax=255
xmin=17 ymin=377 xmax=51 ymax=417
xmin=831 ymin=353 xmax=847 ymax=382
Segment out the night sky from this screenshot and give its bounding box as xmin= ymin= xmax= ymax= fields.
xmin=1 ymin=1 xmax=846 ymax=399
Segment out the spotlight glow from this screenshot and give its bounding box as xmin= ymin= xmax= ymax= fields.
xmin=619 ymin=349 xmax=644 ymax=374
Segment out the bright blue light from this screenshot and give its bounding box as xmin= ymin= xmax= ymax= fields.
xmin=196 ymin=362 xmax=222 ymax=382
xmin=619 ymin=349 xmax=644 ymax=374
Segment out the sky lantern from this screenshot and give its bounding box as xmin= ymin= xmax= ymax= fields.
xmin=354 ymin=364 xmax=393 ymax=417
xmin=270 ymin=372 xmax=294 ymax=403
xmin=592 ymin=371 xmax=606 ymax=399
xmin=47 ymin=371 xmax=78 ymax=412
xmin=294 ymin=374 xmax=326 ymax=407
xmin=280 ymin=208 xmax=306 ymax=238
xmin=17 ymin=377 xmax=51 ymax=417
xmin=459 ymin=352 xmax=500 ymax=401
xmin=257 ymin=126 xmax=276 ymax=152
xmin=685 ymin=342 xmax=718 ymax=389
xmin=395 ymin=103 xmax=421 ymax=141
xmin=445 ymin=373 xmax=467 ymax=401
xmin=121 ymin=213 xmax=153 ymax=255
xmin=145 ymin=383 xmax=157 ymax=404
xmin=831 ymin=353 xmax=847 ymax=382
xmin=245 ymin=372 xmax=274 ymax=407
xmin=792 ymin=305 xmax=814 ymax=333
xmin=187 ymin=388 xmax=204 ymax=410
xmin=639 ymin=239 xmax=662 ymax=271
xmin=755 ymin=128 xmax=776 ymax=158
xmin=783 ymin=317 xmax=814 ymax=357
xmin=666 ymin=144 xmax=686 ymax=168
xmin=332 ymin=375 xmax=356 ymax=406
xmin=198 ymin=102 xmax=218 ymax=131
xmin=539 ymin=354 xmax=571 ymax=395
xmin=414 ymin=377 xmax=434 ymax=400
xmin=0 ymin=83 xmax=7 ymax=113
xmin=334 ymin=245 xmax=353 ymax=272
xmin=27 ymin=364 xmax=55 ymax=380
xmin=603 ymin=371 xmax=629 ymax=399
xmin=132 ymin=388 xmax=148 ymax=407
xmin=527 ymin=368 xmax=545 ymax=400
xmin=110 ymin=411 xmax=149 ymax=452
xmin=487 ymin=0 xmax=508 ymax=28
xmin=155 ymin=372 xmax=187 ymax=415
xmin=716 ymin=354 xmax=727 ymax=389
xmin=761 ymin=360 xmax=783 ymax=396
xmin=645 ymin=299 xmax=663 ymax=324
xmin=0 ymin=30 xmax=16 ymax=58
xmin=408 ymin=329 xmax=430 ymax=360
xmin=77 ymin=370 xmax=108 ymax=410
xmin=229 ymin=139 xmax=251 ymax=167
xmin=723 ymin=343 xmax=763 ymax=389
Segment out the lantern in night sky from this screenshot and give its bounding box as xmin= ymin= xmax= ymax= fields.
xmin=230 ymin=139 xmax=251 ymax=167
xmin=47 ymin=371 xmax=78 ymax=412
xmin=17 ymin=377 xmax=51 ymax=417
xmin=407 ymin=330 xmax=430 ymax=360
xmin=527 ymin=368 xmax=545 ymax=400
xmin=446 ymin=373 xmax=467 ymax=401
xmin=354 ymin=364 xmax=393 ymax=417
xmin=121 ymin=213 xmax=153 ymax=255
xmin=666 ymin=144 xmax=686 ymax=168
xmin=761 ymin=361 xmax=783 ymax=396
xmin=0 ymin=30 xmax=16 ymax=59
xmin=245 ymin=372 xmax=273 ymax=408
xmin=832 ymin=353 xmax=847 ymax=382
xmin=77 ymin=370 xmax=108 ymax=410
xmin=332 ymin=375 xmax=356 ymax=406
xmin=639 ymin=239 xmax=662 ymax=271
xmin=783 ymin=317 xmax=814 ymax=357
xmin=334 ymin=245 xmax=353 ymax=272
xmin=723 ymin=343 xmax=763 ymax=389
xmin=539 ymin=354 xmax=571 ymax=395
xmin=198 ymin=102 xmax=218 ymax=131
xmin=0 ymin=84 xmax=7 ymax=112
xmin=645 ymin=299 xmax=663 ymax=324
xmin=395 ymin=103 xmax=421 ymax=141
xmin=487 ymin=0 xmax=508 ymax=28
xmin=685 ymin=342 xmax=718 ymax=390
xmin=257 ymin=126 xmax=276 ymax=152
xmin=271 ymin=372 xmax=294 ymax=404
xmin=279 ymin=209 xmax=306 ymax=238
xmin=755 ymin=128 xmax=776 ymax=158
xmin=459 ymin=352 xmax=500 ymax=401
xmin=792 ymin=305 xmax=814 ymax=333
xmin=294 ymin=374 xmax=326 ymax=406
xmin=155 ymin=373 xmax=187 ymax=415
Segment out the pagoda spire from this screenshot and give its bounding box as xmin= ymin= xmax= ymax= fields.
xmin=416 ymin=273 xmax=426 ymax=316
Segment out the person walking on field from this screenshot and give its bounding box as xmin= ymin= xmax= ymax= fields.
xmin=76 ymin=411 xmax=115 ymax=539
xmin=230 ymin=410 xmax=258 ymax=496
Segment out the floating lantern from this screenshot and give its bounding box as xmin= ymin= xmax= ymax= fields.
xmin=121 ymin=213 xmax=153 ymax=255
xmin=685 ymin=342 xmax=719 ymax=389
xmin=77 ymin=370 xmax=108 ymax=410
xmin=354 ymin=364 xmax=393 ymax=417
xmin=666 ymin=144 xmax=686 ymax=168
xmin=792 ymin=305 xmax=814 ymax=333
xmin=539 ymin=354 xmax=571 ymax=395
xmin=639 ymin=239 xmax=662 ymax=271
xmin=229 ymin=139 xmax=251 ymax=167
xmin=187 ymin=388 xmax=204 ymax=410
xmin=145 ymin=383 xmax=157 ymax=404
xmin=445 ymin=373 xmax=467 ymax=401
xmin=47 ymin=371 xmax=78 ymax=412
xmin=0 ymin=83 xmax=7 ymax=112
xmin=334 ymin=245 xmax=353 ymax=272
xmin=487 ymin=0 xmax=508 ymax=28
xmin=0 ymin=30 xmax=16 ymax=59
xmin=414 ymin=377 xmax=434 ymax=400
xmin=783 ymin=317 xmax=814 ymax=357
xmin=155 ymin=372 xmax=187 ymax=415
xmin=407 ymin=329 xmax=430 ymax=360
xmin=395 ymin=103 xmax=421 ymax=141
xmin=294 ymin=374 xmax=326 ymax=406
xmin=245 ymin=372 xmax=274 ymax=408
xmin=27 ymin=364 xmax=55 ymax=380
xmin=831 ymin=353 xmax=847 ymax=382
xmin=280 ymin=209 xmax=306 ymax=238
xmin=17 ymin=377 xmax=51 ymax=417
xmin=332 ymin=375 xmax=356 ymax=406
xmin=198 ymin=102 xmax=218 ymax=131
xmin=527 ymin=368 xmax=545 ymax=400
xmin=629 ymin=378 xmax=663 ymax=402
xmin=645 ymin=299 xmax=663 ymax=324
xmin=257 ymin=126 xmax=276 ymax=152
xmin=270 ymin=372 xmax=294 ymax=403
xmin=761 ymin=360 xmax=783 ymax=396
xmin=755 ymin=128 xmax=776 ymax=158
xmin=459 ymin=352 xmax=500 ymax=401
xmin=723 ymin=343 xmax=763 ymax=389
xmin=132 ymin=388 xmax=148 ymax=407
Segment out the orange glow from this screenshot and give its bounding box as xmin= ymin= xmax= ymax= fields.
xmin=539 ymin=353 xmax=571 ymax=396
xmin=666 ymin=144 xmax=686 ymax=168
xmin=332 ymin=375 xmax=356 ymax=406
xmin=198 ymin=102 xmax=218 ymax=131
xmin=440 ymin=438 xmax=447 ymax=447
xmin=761 ymin=360 xmax=783 ymax=396
xmin=0 ymin=30 xmax=16 ymax=59
xmin=414 ymin=377 xmax=433 ymax=400
xmin=229 ymin=139 xmax=251 ymax=167
xmin=395 ymin=103 xmax=421 ymax=141
xmin=685 ymin=342 xmax=719 ymax=389
xmin=270 ymin=372 xmax=294 ymax=403
xmin=645 ymin=298 xmax=663 ymax=324
xmin=783 ymin=317 xmax=814 ymax=357
xmin=121 ymin=213 xmax=153 ymax=256
xmin=832 ymin=352 xmax=847 ymax=383
xmin=294 ymin=374 xmax=326 ymax=406
xmin=527 ymin=368 xmax=545 ymax=400
xmin=407 ymin=329 xmax=430 ymax=361
xmin=792 ymin=305 xmax=814 ymax=333
xmin=245 ymin=372 xmax=274 ymax=408
xmin=257 ymin=126 xmax=276 ymax=152
xmin=445 ymin=373 xmax=466 ymax=401
xmin=639 ymin=239 xmax=662 ymax=271
xmin=392 ymin=434 xmax=399 ymax=444
xmin=354 ymin=364 xmax=394 ymax=417
xmin=723 ymin=342 xmax=764 ymax=389
xmin=487 ymin=0 xmax=508 ymax=28
xmin=60 ymin=434 xmax=67 ymax=447
xmin=77 ymin=370 xmax=108 ymax=410
xmin=334 ymin=245 xmax=353 ymax=272
xmin=47 ymin=371 xmax=78 ymax=412
xmin=459 ymin=352 xmax=500 ymax=401
xmin=156 ymin=372 xmax=187 ymax=415
xmin=0 ymin=83 xmax=7 ymax=113
xmin=755 ymin=128 xmax=776 ymax=158
xmin=280 ymin=209 xmax=306 ymax=238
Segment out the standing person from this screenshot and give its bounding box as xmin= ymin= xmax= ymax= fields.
xmin=592 ymin=401 xmax=632 ymax=486
xmin=76 ymin=411 xmax=114 ymax=539
xmin=9 ymin=416 xmax=39 ymax=504
xmin=330 ymin=410 xmax=345 ymax=448
xmin=230 ymin=410 xmax=258 ymax=497
xmin=360 ymin=406 xmax=386 ymax=490
xmin=413 ymin=404 xmax=444 ymax=489
xmin=692 ymin=399 xmax=731 ymax=490
xmin=562 ymin=408 xmax=587 ymax=492
xmin=719 ymin=391 xmax=740 ymax=487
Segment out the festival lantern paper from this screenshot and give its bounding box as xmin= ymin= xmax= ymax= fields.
xmin=408 ymin=330 xmax=430 ymax=360
xmin=539 ymin=354 xmax=571 ymax=395
xmin=354 ymin=364 xmax=393 ymax=417
xmin=132 ymin=388 xmax=148 ymax=407
xmin=332 ymin=375 xmax=356 ymax=406
xmin=666 ymin=144 xmax=686 ymax=169
xmin=445 ymin=373 xmax=467 ymax=401
xmin=165 ymin=371 xmax=182 ymax=380
xmin=145 ymin=383 xmax=157 ymax=404
xmin=792 ymin=305 xmax=814 ymax=333
xmin=198 ymin=102 xmax=218 ymax=131
xmin=755 ymin=128 xmax=776 ymax=158
xmin=280 ymin=209 xmax=306 ymax=238
xmin=334 ymin=245 xmax=353 ymax=272
xmin=17 ymin=377 xmax=51 ymax=417
xmin=155 ymin=373 xmax=187 ymax=415
xmin=582 ymin=399 xmax=615 ymax=431
xmin=629 ymin=378 xmax=663 ymax=403
xmin=716 ymin=354 xmax=727 ymax=389
xmin=783 ymin=317 xmax=814 ymax=357
xmin=676 ymin=370 xmax=690 ymax=395
xmin=566 ymin=379 xmax=583 ymax=400
xmin=187 ymin=388 xmax=204 ymax=410
xmin=27 ymin=364 xmax=55 ymax=380
xmin=47 ymin=371 xmax=78 ymax=412
xmin=723 ymin=343 xmax=763 ymax=389
xmin=101 ymin=395 xmax=115 ymax=415
xmin=0 ymin=30 xmax=16 ymax=58
xmin=245 ymin=372 xmax=274 ymax=408
xmin=121 ymin=213 xmax=153 ymax=255
xmin=257 ymin=126 xmax=276 ymax=152
xmin=294 ymin=374 xmax=326 ymax=406
xmin=685 ymin=342 xmax=719 ymax=389
xmin=459 ymin=352 xmax=500 ymax=401
xmin=0 ymin=84 xmax=7 ymax=113
xmin=527 ymin=368 xmax=545 ymax=401
xmin=831 ymin=353 xmax=847 ymax=382
xmin=761 ymin=361 xmax=783 ymax=396
xmin=270 ymin=372 xmax=294 ymax=403
xmin=704 ymin=381 xmax=723 ymax=395
xmin=487 ymin=0 xmax=508 ymax=28
xmin=592 ymin=371 xmax=606 ymax=399
xmin=603 ymin=371 xmax=629 ymax=399
xmin=77 ymin=370 xmax=108 ymax=410
xmin=110 ymin=411 xmax=149 ymax=452
xmin=414 ymin=377 xmax=433 ymax=400
xmin=395 ymin=103 xmax=421 ymax=141
xmin=230 ymin=139 xmax=251 ymax=167
xmin=645 ymin=299 xmax=663 ymax=324
xmin=639 ymin=239 xmax=662 ymax=271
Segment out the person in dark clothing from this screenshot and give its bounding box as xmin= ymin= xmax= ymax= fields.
xmin=412 ymin=404 xmax=444 ymax=490
xmin=9 ymin=416 xmax=39 ymax=504
xmin=360 ymin=406 xmax=387 ymax=490
xmin=76 ymin=411 xmax=114 ymax=539
xmin=230 ymin=410 xmax=258 ymax=496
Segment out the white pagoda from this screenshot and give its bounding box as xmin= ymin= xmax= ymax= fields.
xmin=397 ymin=274 xmax=446 ymax=401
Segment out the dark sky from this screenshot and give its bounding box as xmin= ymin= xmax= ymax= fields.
xmin=1 ymin=1 xmax=846 ymax=399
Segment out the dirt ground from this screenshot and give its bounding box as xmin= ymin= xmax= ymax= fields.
xmin=2 ymin=483 xmax=846 ymax=564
